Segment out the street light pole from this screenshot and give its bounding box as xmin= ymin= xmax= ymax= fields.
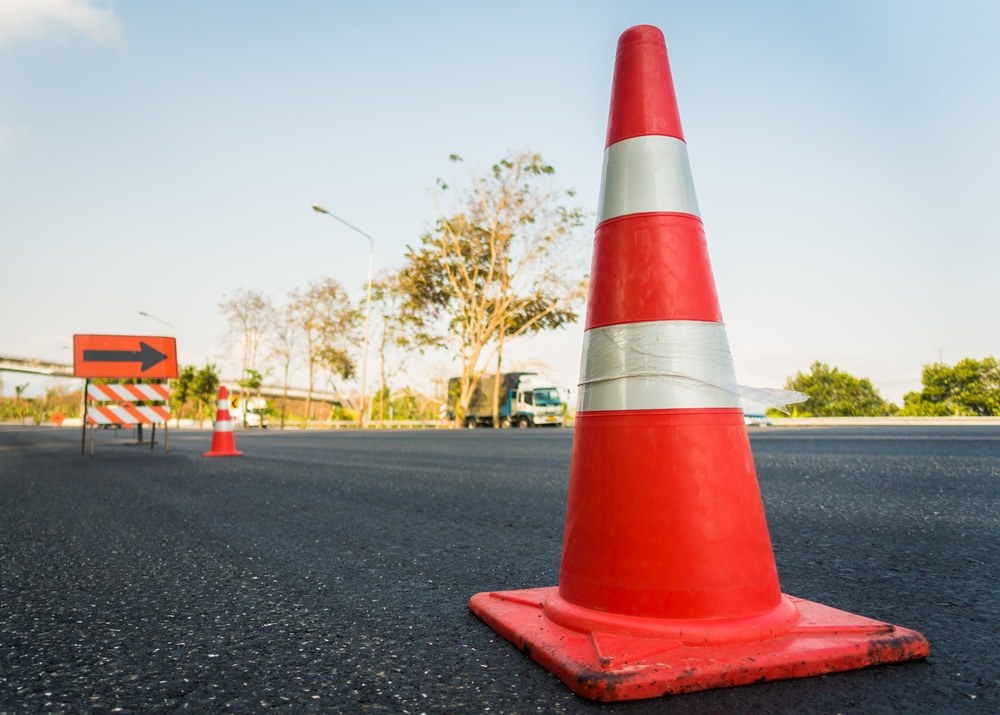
xmin=311 ymin=204 xmax=374 ymax=428
xmin=138 ymin=311 xmax=176 ymax=333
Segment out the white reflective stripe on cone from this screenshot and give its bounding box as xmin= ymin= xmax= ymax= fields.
xmin=217 ymin=399 xmax=227 ymax=409
xmin=577 ymin=320 xmax=741 ymax=412
xmin=597 ymin=135 xmax=700 ymax=223
xmin=214 ymin=420 xmax=234 ymax=432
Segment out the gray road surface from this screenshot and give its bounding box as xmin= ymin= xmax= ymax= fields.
xmin=0 ymin=424 xmax=997 ymax=713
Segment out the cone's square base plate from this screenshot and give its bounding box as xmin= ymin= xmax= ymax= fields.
xmin=469 ymin=587 xmax=929 ymax=702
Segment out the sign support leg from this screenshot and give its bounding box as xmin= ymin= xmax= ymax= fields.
xmin=80 ymin=379 xmax=88 ymax=456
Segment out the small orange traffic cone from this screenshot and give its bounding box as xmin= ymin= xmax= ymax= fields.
xmin=468 ymin=24 xmax=928 ymax=701
xmin=203 ymin=386 xmax=243 ymax=457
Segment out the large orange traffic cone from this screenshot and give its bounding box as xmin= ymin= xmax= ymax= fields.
xmin=203 ymin=386 xmax=243 ymax=457
xmin=469 ymin=25 xmax=928 ymax=701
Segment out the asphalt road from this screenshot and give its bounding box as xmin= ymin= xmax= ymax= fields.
xmin=0 ymin=424 xmax=997 ymax=713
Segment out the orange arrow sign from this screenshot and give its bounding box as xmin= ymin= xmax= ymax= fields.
xmin=74 ymin=334 xmax=178 ymax=379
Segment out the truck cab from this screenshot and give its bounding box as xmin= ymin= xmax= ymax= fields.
xmin=451 ymin=372 xmax=565 ymax=428
xmin=510 ymin=381 xmax=563 ymax=428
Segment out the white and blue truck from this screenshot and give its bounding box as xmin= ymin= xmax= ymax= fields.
xmin=448 ymin=372 xmax=564 ymax=428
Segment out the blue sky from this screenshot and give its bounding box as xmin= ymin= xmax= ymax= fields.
xmin=2 ymin=0 xmax=998 ymax=405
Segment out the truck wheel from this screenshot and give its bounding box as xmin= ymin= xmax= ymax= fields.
xmin=518 ymin=416 xmax=531 ymax=429
xmin=500 ymin=417 xmax=511 ymax=428
xmin=465 ymin=418 xmax=477 ymax=429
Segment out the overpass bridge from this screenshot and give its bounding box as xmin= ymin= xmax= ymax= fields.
xmin=0 ymin=356 xmax=74 ymax=378
xmin=0 ymin=355 xmax=353 ymax=408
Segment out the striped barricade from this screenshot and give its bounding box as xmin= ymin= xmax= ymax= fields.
xmin=85 ymin=382 xmax=170 ymax=455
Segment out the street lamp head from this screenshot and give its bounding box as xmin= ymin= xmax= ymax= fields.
xmin=138 ymin=311 xmax=175 ymax=331
xmin=310 ymin=204 xmax=375 ymax=427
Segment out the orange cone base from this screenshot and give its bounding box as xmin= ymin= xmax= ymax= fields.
xmin=202 ymin=437 xmax=243 ymax=457
xmin=469 ymin=587 xmax=929 ymax=701
xmin=202 ymin=448 xmax=243 ymax=457
xmin=203 ymin=448 xmax=243 ymax=457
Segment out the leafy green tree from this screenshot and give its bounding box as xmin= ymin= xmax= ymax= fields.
xmin=41 ymin=385 xmax=77 ymax=422
xmin=779 ymin=361 xmax=897 ymax=417
xmin=898 ymin=391 xmax=951 ymax=417
xmin=192 ymin=363 xmax=221 ymax=428
xmin=170 ymin=364 xmax=197 ymax=426
xmin=389 ymin=390 xmax=421 ymax=420
xmin=239 ymin=368 xmax=262 ymax=394
xmin=0 ymin=387 xmax=50 ymax=424
xmin=239 ymin=367 xmax=270 ymax=403
xmin=398 ymin=151 xmax=588 ymax=427
xmin=236 ymin=367 xmax=272 ymax=428
xmin=387 ymin=388 xmax=437 ymax=420
xmin=900 ymin=357 xmax=1000 ymax=416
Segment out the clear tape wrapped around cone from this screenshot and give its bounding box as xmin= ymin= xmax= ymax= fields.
xmin=468 ymin=22 xmax=928 ymax=702
xmin=578 ymin=321 xmax=806 ymax=412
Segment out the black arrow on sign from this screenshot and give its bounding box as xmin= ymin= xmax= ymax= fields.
xmin=82 ymin=342 xmax=168 ymax=372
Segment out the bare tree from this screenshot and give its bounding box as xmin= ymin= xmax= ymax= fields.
xmin=269 ymin=303 xmax=302 ymax=429
xmin=219 ymin=289 xmax=276 ymax=378
xmin=286 ymin=277 xmax=358 ymax=426
xmin=364 ymin=270 xmax=438 ymax=427
xmin=398 ymin=151 xmax=588 ymax=426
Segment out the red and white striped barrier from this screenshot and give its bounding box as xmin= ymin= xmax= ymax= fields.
xmin=86 ymin=404 xmax=172 ymax=425
xmin=87 ymin=383 xmax=170 ymax=403
xmin=86 ymin=382 xmax=171 ymax=425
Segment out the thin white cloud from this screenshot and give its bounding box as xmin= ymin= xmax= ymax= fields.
xmin=0 ymin=0 xmax=121 ymax=46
